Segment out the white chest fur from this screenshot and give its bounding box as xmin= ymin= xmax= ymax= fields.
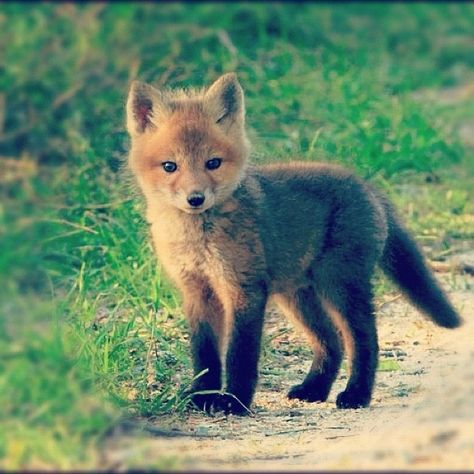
xmin=149 ymin=213 xmax=231 ymax=286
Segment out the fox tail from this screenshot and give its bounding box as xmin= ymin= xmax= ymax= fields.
xmin=380 ymin=203 xmax=462 ymax=329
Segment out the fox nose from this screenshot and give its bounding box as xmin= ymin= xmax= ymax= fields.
xmin=187 ymin=192 xmax=205 ymax=208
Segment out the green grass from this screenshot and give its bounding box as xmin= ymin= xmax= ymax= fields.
xmin=1 ymin=3 xmax=473 ymax=469
xmin=378 ymin=360 xmax=402 ymax=373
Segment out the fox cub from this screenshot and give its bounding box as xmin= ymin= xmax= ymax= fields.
xmin=126 ymin=73 xmax=461 ymax=414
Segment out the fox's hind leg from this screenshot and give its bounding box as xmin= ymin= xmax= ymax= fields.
xmin=274 ymin=285 xmax=343 ymax=403
xmin=321 ymin=277 xmax=379 ymax=408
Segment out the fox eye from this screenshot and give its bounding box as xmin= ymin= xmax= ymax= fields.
xmin=162 ymin=161 xmax=177 ymax=173
xmin=205 ymin=157 xmax=222 ymax=170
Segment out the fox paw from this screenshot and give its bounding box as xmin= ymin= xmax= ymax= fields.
xmin=187 ymin=392 xmax=218 ymax=413
xmin=287 ymin=383 xmax=330 ymax=403
xmin=336 ymin=389 xmax=370 ymax=409
xmin=187 ymin=392 xmax=250 ymax=416
xmin=211 ymin=393 xmax=251 ymax=416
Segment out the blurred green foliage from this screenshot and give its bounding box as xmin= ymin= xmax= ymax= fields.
xmin=0 ymin=2 xmax=473 ymax=469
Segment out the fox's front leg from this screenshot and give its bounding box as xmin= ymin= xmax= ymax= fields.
xmin=217 ymin=282 xmax=268 ymax=415
xmin=183 ymin=284 xmax=225 ymax=411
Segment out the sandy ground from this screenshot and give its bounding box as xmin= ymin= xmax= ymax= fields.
xmin=104 ymin=270 xmax=473 ymax=471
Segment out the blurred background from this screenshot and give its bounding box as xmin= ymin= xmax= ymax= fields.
xmin=1 ymin=2 xmax=473 ymax=469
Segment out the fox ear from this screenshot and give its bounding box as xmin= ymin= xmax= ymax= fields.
xmin=204 ymin=73 xmax=245 ymax=128
xmin=126 ymin=81 xmax=163 ymax=136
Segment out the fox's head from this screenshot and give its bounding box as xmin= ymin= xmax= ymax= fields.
xmin=126 ymin=73 xmax=250 ymax=215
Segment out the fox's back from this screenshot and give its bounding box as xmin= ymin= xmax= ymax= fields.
xmin=241 ymin=162 xmax=388 ymax=291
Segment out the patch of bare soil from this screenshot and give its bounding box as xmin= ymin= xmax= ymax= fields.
xmin=104 ymin=273 xmax=473 ymax=471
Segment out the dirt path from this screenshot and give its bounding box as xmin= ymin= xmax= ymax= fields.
xmin=105 ymin=276 xmax=473 ymax=471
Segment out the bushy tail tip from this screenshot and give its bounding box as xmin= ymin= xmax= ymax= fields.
xmin=380 ymin=208 xmax=462 ymax=329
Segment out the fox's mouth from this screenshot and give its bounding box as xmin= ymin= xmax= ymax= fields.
xmin=182 ymin=205 xmax=209 ymax=214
